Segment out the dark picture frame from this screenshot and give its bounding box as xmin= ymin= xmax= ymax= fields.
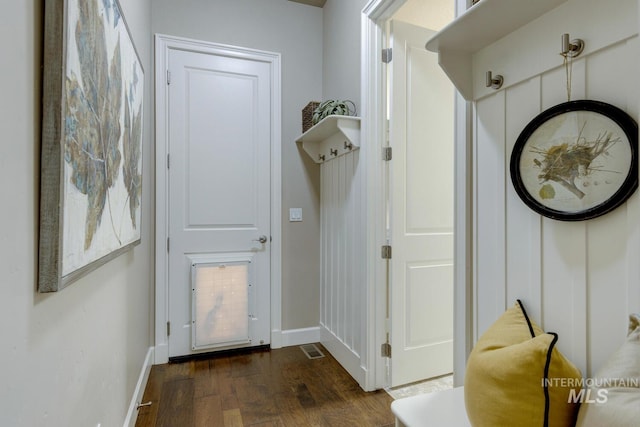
xmin=510 ymin=100 xmax=638 ymax=221
xmin=39 ymin=0 xmax=144 ymax=292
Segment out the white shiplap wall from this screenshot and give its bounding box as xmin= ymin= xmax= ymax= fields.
xmin=320 ymin=151 xmax=367 ymax=384
xmin=472 ymin=0 xmax=639 ymax=376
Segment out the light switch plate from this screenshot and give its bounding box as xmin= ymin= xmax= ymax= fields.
xmin=289 ymin=208 xmax=302 ymax=222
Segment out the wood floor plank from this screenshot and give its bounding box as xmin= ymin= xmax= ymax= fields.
xmin=134 ymin=364 xmax=166 ymax=427
xmin=293 ymin=383 xmax=316 ymax=408
xmin=230 ymin=353 xmax=263 ymax=378
xmin=140 ymin=345 xmax=395 ymax=427
xmin=234 ymin=374 xmax=280 ymax=425
xmin=164 ymin=360 xmax=195 ymax=382
xmin=272 ymin=391 xmax=315 ymax=427
xmin=351 ymin=390 xmax=396 ymax=426
xmin=247 ymin=419 xmax=286 ymax=427
xmin=194 ymin=394 xmax=224 ymax=427
xmin=215 ymin=357 xmax=240 ymax=412
xmin=194 ymin=359 xmax=218 ymax=398
xmin=134 ymin=406 xmax=158 ymax=427
xmin=223 ymin=408 xmax=244 ymax=427
xmin=156 ymin=378 xmax=195 ymax=427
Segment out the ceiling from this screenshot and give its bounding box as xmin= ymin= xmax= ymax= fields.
xmin=393 ymin=0 xmax=453 ymax=31
xmin=288 ymin=0 xmax=327 ymax=7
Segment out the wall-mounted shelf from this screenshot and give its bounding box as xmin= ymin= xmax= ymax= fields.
xmin=296 ymin=115 xmax=360 ymax=164
xmin=425 ymin=0 xmax=568 ymax=100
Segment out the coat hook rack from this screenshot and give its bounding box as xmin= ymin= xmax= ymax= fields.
xmin=486 ymin=71 xmax=504 ymax=90
xmin=561 ymin=33 xmax=584 ymax=57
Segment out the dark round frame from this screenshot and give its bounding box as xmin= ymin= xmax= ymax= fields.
xmin=510 ymin=100 xmax=638 ymax=221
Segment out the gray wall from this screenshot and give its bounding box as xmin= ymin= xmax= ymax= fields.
xmin=0 ymin=0 xmax=154 ymax=425
xmin=323 ymin=0 xmax=368 ymax=111
xmin=152 ymin=0 xmax=324 ymax=330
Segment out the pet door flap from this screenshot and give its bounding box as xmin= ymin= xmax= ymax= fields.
xmin=191 ymin=260 xmax=250 ymax=350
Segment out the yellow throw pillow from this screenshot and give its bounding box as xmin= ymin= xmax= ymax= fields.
xmin=575 ymin=314 xmax=640 ymax=427
xmin=464 ymin=300 xmax=582 ymax=427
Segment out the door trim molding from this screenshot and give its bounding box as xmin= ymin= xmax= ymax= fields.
xmin=154 ymin=34 xmax=282 ymax=363
xmin=361 ymin=0 xmax=472 ymax=389
xmin=361 ymin=0 xmax=400 ymax=391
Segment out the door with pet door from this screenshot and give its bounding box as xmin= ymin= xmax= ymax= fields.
xmin=166 ymin=44 xmax=273 ymax=358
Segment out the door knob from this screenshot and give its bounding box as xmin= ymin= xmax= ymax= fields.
xmin=253 ymin=235 xmax=268 ymax=244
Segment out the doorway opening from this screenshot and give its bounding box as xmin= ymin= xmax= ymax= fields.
xmin=362 ymin=0 xmax=472 ymax=391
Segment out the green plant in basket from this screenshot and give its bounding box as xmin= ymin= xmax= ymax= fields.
xmin=312 ymin=100 xmax=357 ymax=125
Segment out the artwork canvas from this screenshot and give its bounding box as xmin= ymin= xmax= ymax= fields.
xmin=40 ymin=0 xmax=144 ymax=292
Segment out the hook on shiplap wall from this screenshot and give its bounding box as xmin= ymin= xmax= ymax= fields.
xmin=561 ymin=33 xmax=584 ymax=57
xmin=485 ymin=71 xmax=504 ymax=90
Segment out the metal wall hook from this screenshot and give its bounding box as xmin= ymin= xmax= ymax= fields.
xmin=344 ymin=141 xmax=353 ymax=150
xmin=318 ymin=154 xmax=325 ymax=162
xmin=561 ymin=33 xmax=584 ymax=57
xmin=330 ymin=148 xmax=338 ymax=156
xmin=485 ymin=71 xmax=504 ymax=90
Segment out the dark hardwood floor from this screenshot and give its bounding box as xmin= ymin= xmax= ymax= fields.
xmin=135 ymin=344 xmax=395 ymax=427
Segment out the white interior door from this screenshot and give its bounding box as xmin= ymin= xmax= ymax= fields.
xmin=389 ymin=20 xmax=455 ymax=387
xmin=167 ymin=47 xmax=272 ymax=358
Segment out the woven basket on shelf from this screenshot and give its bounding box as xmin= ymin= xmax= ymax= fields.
xmin=302 ymin=101 xmax=320 ymax=133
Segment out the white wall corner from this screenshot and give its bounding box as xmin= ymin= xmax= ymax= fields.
xmin=123 ymin=347 xmax=154 ymax=427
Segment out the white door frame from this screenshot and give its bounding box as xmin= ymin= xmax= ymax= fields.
xmin=361 ymin=0 xmax=472 ymax=388
xmin=154 ymin=34 xmax=282 ymax=364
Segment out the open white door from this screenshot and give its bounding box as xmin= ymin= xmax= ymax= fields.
xmin=388 ymin=20 xmax=455 ymax=387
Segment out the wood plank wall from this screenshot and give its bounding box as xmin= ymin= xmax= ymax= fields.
xmin=472 ymin=0 xmax=639 ymax=376
xmin=319 ymin=150 xmax=366 ymax=385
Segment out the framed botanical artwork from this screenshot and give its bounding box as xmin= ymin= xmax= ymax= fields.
xmin=39 ymin=0 xmax=144 ymax=292
xmin=510 ymin=100 xmax=638 ymax=221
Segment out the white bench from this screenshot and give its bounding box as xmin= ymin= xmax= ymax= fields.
xmin=390 ymin=387 xmax=471 ymax=427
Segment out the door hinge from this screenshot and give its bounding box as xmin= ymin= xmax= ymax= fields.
xmin=381 ymin=245 xmax=392 ymax=259
xmin=166 ymin=70 xmax=171 ymax=85
xmin=167 ymin=237 xmax=170 ymax=252
xmin=381 ymin=342 xmax=392 ymax=358
xmin=166 ymin=321 xmax=171 ymax=336
xmin=383 ymin=146 xmax=392 ymax=161
xmin=382 ymin=48 xmax=392 ymax=63
xmin=167 ymin=153 xmax=170 ymax=169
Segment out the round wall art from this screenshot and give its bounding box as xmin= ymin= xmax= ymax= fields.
xmin=510 ymin=100 xmax=638 ymax=221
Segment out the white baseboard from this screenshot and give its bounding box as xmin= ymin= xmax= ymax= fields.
xmin=123 ymin=347 xmax=154 ymax=427
xmin=273 ymin=326 xmax=321 ymax=348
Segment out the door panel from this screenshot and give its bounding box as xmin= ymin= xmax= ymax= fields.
xmin=406 ymin=263 xmax=453 ymax=346
xmin=167 ymin=48 xmax=271 ymax=358
xmin=186 ymin=70 xmax=259 ymax=227
xmin=389 ymin=20 xmax=455 ymax=387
